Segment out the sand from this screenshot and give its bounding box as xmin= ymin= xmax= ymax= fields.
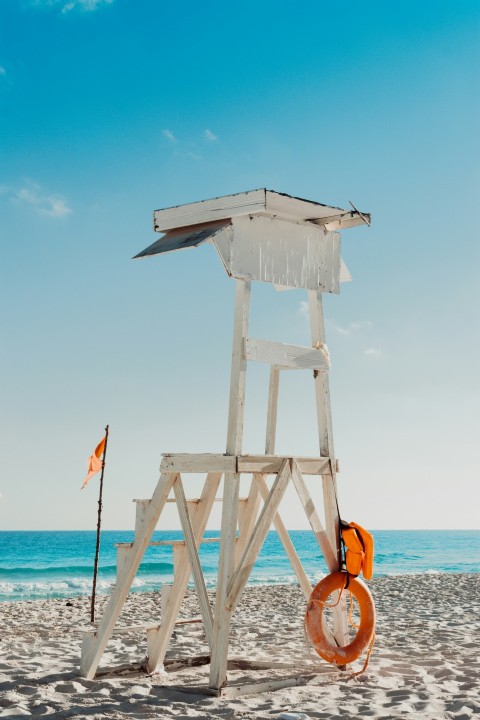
xmin=0 ymin=573 xmax=478 ymax=719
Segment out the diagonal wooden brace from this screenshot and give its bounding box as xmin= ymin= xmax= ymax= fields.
xmin=146 ymin=472 xmax=221 ymax=673
xmin=173 ymin=475 xmax=214 ymax=648
xmin=226 ymin=458 xmax=291 ymax=611
xmin=253 ymin=472 xmax=312 ymax=600
xmin=235 ymin=475 xmax=261 ymax=566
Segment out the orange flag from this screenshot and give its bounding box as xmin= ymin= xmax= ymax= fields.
xmin=81 ymin=435 xmax=106 ymax=490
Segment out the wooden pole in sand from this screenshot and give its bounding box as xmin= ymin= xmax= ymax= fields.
xmin=91 ymin=424 xmax=109 ymax=623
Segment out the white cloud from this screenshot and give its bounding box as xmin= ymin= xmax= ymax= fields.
xmin=364 ymin=347 xmax=382 ymax=357
xmin=0 ymin=66 xmax=6 ymax=78
xmin=62 ymin=0 xmax=113 ymax=12
xmin=40 ymin=196 xmax=72 ymax=217
xmin=205 ymin=129 xmax=218 ymax=142
xmin=333 ymin=320 xmax=372 ymax=336
xmin=31 ymin=0 xmax=113 ymax=11
xmin=12 ymin=181 xmax=72 ymax=218
xmin=76 ymin=0 xmax=114 ymax=10
xmin=298 ymin=300 xmax=309 ymax=318
xmin=162 ymin=129 xmax=177 ymax=142
xmin=17 ymin=186 xmax=40 ymax=205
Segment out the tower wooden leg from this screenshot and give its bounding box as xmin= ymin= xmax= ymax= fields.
xmin=209 ymin=279 xmax=251 ymax=689
xmin=265 ymin=367 xmax=280 ymax=454
xmin=308 ymin=289 xmax=349 ymax=647
xmin=321 ymin=472 xmax=349 ymax=646
xmin=209 ymin=472 xmax=240 ymax=690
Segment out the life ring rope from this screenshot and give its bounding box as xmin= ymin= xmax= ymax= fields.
xmin=350 ymin=631 xmax=376 ymax=678
xmin=347 ymin=590 xmax=361 ymax=630
xmin=310 ymin=585 xmax=345 ymax=610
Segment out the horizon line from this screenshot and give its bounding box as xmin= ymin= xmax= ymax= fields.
xmin=1 ymin=528 xmax=478 ymax=533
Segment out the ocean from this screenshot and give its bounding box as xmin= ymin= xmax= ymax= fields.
xmin=0 ymin=530 xmax=478 ymax=602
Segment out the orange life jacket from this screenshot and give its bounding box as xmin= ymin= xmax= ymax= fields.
xmin=341 ymin=521 xmax=374 ymax=580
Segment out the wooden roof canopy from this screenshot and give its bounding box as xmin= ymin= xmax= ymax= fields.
xmin=134 ymin=189 xmax=370 ymax=293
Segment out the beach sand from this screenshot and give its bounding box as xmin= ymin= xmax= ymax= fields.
xmin=0 ymin=573 xmax=478 ymax=719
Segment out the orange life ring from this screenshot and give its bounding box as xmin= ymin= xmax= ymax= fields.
xmin=305 ymin=571 xmax=375 ymax=665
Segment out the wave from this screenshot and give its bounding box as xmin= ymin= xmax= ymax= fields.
xmin=375 ymin=552 xmax=423 ymax=561
xmin=0 ymin=561 xmax=174 ymax=578
xmin=1 ymin=566 xmax=479 ymax=602
xmin=0 ymin=575 xmax=153 ymax=601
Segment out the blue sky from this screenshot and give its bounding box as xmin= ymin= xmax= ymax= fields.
xmin=0 ymin=0 xmax=479 ymax=531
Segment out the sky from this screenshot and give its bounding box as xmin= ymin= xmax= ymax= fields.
xmin=0 ymin=0 xmax=479 ymax=532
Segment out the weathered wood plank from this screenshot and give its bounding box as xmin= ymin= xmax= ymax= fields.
xmin=245 ymin=337 xmax=329 ymax=371
xmin=152 ymin=189 xmax=368 ymax=234
xmin=161 ymin=584 xmax=170 ymax=616
xmin=220 ymin=674 xmax=319 ymax=698
xmin=308 ymin=290 xmax=349 ymax=646
xmin=83 ymin=617 xmax=203 ymax=637
xmin=160 ymin=454 xmax=236 ymax=473
xmin=167 ymin=672 xmax=321 ymax=697
xmin=226 ymin=280 xmax=250 ymax=456
xmin=221 ymin=215 xmax=341 ymax=293
xmin=115 ymin=537 xmax=221 ymax=548
xmin=210 ymin=279 xmax=250 ymax=691
xmin=265 ymin=367 xmax=280 ymax=454
xmin=173 ymin=476 xmax=214 ymax=648
xmin=153 ymin=189 xmax=266 ymax=232
xmin=209 ymin=472 xmax=240 ymax=691
xmin=135 ymin=500 xmax=150 ymax=538
xmin=163 ymin=654 xmax=211 ymax=672
xmin=234 ymin=476 xmax=261 ymax=567
xmin=116 ymin=546 xmax=130 ymax=583
xmin=146 ymin=473 xmax=221 ymax=673
xmin=307 ymin=289 xmax=340 ymax=557
xmin=265 ymin=191 xmax=369 ymax=228
xmin=253 ymin=473 xmax=312 ymax=601
xmin=227 ymin=657 xmax=330 ymax=673
xmin=290 ymin=460 xmax=337 ymax=573
xmin=237 ymin=455 xmax=330 ymax=475
xmin=157 ymin=453 xmax=330 ymax=475
xmin=164 ymin=498 xmax=224 ymax=503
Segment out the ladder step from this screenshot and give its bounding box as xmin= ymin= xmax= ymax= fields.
xmin=133 ymin=497 xmax=247 ymax=503
xmin=115 ymin=538 xmax=221 ymax=549
xmin=83 ymin=617 xmax=203 ymax=637
xmin=245 ymin=337 xmax=330 ymax=371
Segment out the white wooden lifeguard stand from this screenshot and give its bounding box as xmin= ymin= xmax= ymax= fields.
xmin=80 ymin=189 xmax=370 ymax=695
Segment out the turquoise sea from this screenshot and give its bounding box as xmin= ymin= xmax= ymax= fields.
xmin=0 ymin=530 xmax=478 ymax=602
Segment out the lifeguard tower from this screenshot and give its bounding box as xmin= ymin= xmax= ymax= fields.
xmin=79 ymin=189 xmax=370 ymax=695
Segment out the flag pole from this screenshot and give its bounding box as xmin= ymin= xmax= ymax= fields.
xmin=90 ymin=424 xmax=109 ymax=623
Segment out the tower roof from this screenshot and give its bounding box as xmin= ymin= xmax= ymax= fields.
xmin=134 ymin=189 xmax=370 ymax=292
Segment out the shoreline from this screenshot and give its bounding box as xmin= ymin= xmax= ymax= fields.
xmin=1 ymin=565 xmax=479 ymax=606
xmin=1 ymin=573 xmax=478 ymax=718
xmin=1 ymin=568 xmax=478 ymax=605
